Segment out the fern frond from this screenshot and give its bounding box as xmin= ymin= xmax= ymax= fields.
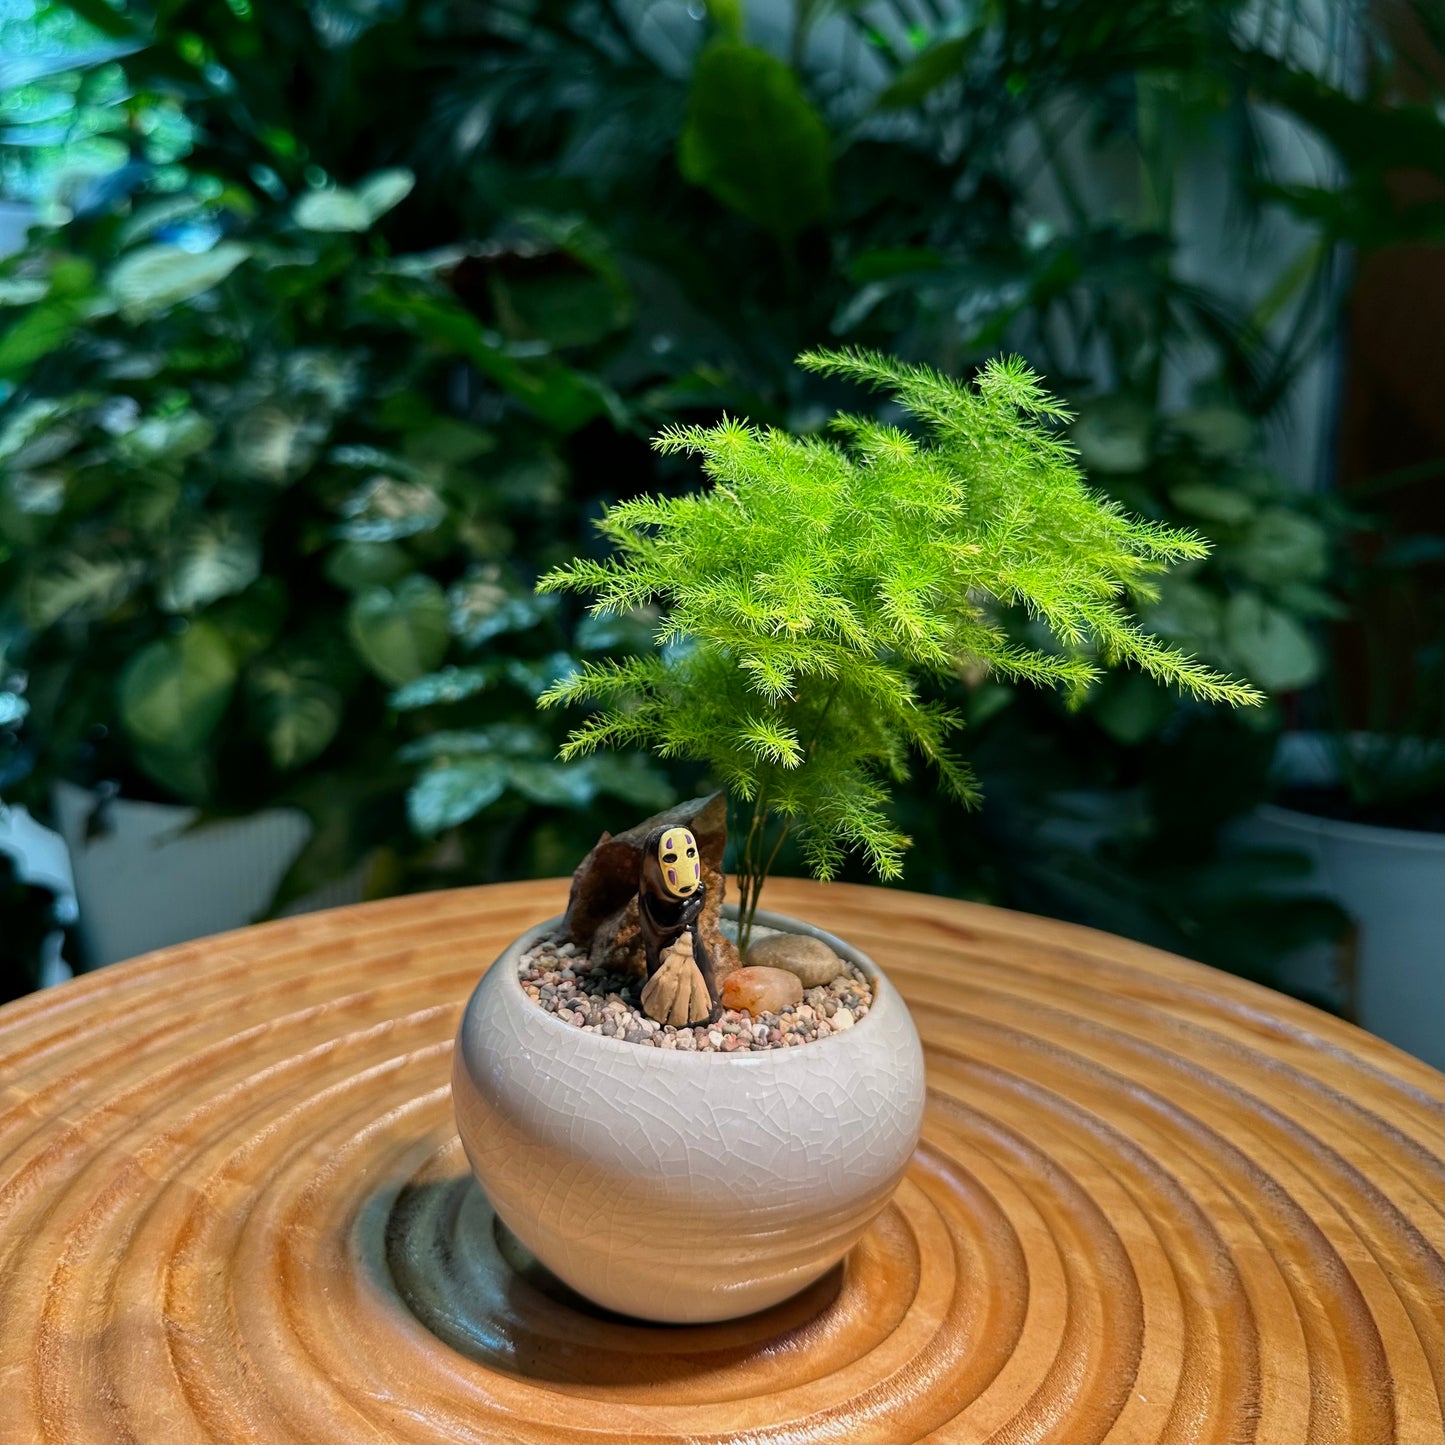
xmin=975 ymin=354 xmax=1074 ymax=421
xmin=536 ymin=556 xmax=623 ymax=596
xmin=540 ymin=346 xmax=1260 ymax=894
xmin=537 ymin=656 xmax=664 ymax=708
xmin=737 ymin=715 xmax=804 ymax=767
xmin=556 ymin=711 xmax=656 ymax=760
xmin=1090 ymin=610 xmax=1265 ymax=704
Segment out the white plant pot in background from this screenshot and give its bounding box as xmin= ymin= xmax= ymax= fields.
xmin=0 ymin=200 xmax=35 ymax=258
xmin=52 ymin=781 xmax=362 ymax=968
xmin=1236 ymin=803 xmax=1444 ymax=1071
xmin=453 ymin=905 xmax=926 ymax=1324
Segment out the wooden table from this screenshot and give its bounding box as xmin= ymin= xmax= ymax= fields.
xmin=0 ymin=879 xmax=1440 ymax=1444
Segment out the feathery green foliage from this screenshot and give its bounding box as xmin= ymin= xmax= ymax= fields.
xmin=540 ymin=348 xmax=1261 ymax=943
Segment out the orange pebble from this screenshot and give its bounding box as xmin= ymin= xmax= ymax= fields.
xmin=719 ymin=966 xmax=804 ymax=1017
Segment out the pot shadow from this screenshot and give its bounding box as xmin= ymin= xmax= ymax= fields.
xmin=363 ymin=1169 xmax=847 ymax=1388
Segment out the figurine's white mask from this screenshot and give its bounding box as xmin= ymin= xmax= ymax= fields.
xmin=657 ymin=827 xmax=701 ymax=898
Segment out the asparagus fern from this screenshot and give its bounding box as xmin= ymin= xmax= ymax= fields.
xmin=540 ymin=348 xmax=1261 ymax=946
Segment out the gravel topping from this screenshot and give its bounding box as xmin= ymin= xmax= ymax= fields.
xmin=517 ymin=934 xmax=873 ymax=1051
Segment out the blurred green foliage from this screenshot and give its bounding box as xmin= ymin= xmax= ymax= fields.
xmin=0 ymin=160 xmax=672 ymax=904
xmin=1 ymin=0 xmax=1440 ymax=994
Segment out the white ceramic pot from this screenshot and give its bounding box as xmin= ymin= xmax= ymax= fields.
xmin=1237 ymin=803 xmax=1444 ymax=1071
xmin=1227 ymin=732 xmax=1445 ymax=1070
xmin=0 ymin=200 xmax=35 ymax=258
xmin=452 ymin=905 xmax=926 ymax=1324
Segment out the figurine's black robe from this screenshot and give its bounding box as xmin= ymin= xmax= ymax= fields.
xmin=637 ymin=827 xmax=720 ymax=1004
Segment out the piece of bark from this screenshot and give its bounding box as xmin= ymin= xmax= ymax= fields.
xmin=560 ymin=792 xmax=727 ymax=948
xmin=589 ymin=901 xmax=643 ymax=974
xmin=691 ymin=850 xmax=741 ymax=992
xmin=562 ymin=792 xmax=740 ymax=991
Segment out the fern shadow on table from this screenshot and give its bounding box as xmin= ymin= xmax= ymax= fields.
xmin=365 ymin=1170 xmax=846 ymax=1386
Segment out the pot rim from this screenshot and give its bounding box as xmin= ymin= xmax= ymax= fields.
xmin=492 ymin=901 xmax=888 ymax=1062
xmin=1254 ymin=802 xmax=1445 ymax=853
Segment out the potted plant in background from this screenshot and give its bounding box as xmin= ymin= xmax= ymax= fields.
xmin=451 ymin=347 xmax=1260 ymax=1324
xmin=1230 ymin=500 xmax=1444 ymax=1067
xmin=0 ymin=166 xmax=634 ymax=963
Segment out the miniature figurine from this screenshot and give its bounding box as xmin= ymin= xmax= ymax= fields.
xmin=555 ymin=792 xmax=742 ymax=1027
xmin=637 ymin=825 xmax=717 ymax=1026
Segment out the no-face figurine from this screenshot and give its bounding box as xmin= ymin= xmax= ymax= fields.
xmin=637 ymin=825 xmax=717 ymax=1026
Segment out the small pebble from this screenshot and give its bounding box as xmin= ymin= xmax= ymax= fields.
xmin=720 ymin=965 xmax=804 ymax=1016
xmin=746 ymin=932 xmax=845 ymax=988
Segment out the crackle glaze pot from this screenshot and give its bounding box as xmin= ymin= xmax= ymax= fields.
xmin=452 ymin=904 xmax=926 ymax=1324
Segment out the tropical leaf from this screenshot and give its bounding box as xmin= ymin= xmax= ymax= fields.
xmin=106 ymin=243 xmax=251 ymax=319
xmin=407 ymin=756 xmax=510 ymax=834
xmin=388 ymin=665 xmax=491 ymax=710
xmin=336 ymin=475 xmax=445 ymax=542
xmin=1223 ymin=592 xmax=1319 ymax=692
xmin=293 ymin=168 xmax=414 ymax=231
xmin=347 ymin=576 xmax=450 ymax=685
xmin=1168 ymin=483 xmax=1256 ymax=527
xmin=229 ymin=406 xmax=327 ymax=484
xmin=448 ymin=567 xmax=554 ymax=647
xmin=247 ymin=663 xmax=343 ymax=770
xmin=678 ymin=44 xmax=832 ymax=237
xmin=362 ymin=284 xmax=618 ymax=433
xmin=159 ymin=517 xmax=262 ymax=613
xmin=324 ymin=541 xmax=413 ymax=591
xmin=24 ymin=554 xmax=143 ymax=629
xmin=117 ymin=622 xmax=237 ymax=752
xmin=1234 ymin=510 xmax=1330 ymax=586
xmin=397 ymin=724 xmax=546 ymax=761
xmin=208 ymin=579 xmax=289 ymax=662
xmin=0 ymin=300 xmax=81 ymax=379
xmin=875 ymin=30 xmax=984 ymax=109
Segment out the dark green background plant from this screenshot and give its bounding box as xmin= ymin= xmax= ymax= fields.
xmin=0 ymin=168 xmax=661 ymax=904
xmin=2 ymin=0 xmax=1439 ymax=1000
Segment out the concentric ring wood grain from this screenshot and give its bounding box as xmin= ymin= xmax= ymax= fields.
xmin=1 ymin=879 xmax=1440 ymax=1444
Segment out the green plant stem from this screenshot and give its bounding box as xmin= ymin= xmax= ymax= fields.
xmin=757 ymin=816 xmax=791 ymax=894
xmin=736 ymin=803 xmax=790 ymax=957
xmin=735 ymin=676 xmax=842 ymax=953
xmin=735 ymin=787 xmax=771 ymax=955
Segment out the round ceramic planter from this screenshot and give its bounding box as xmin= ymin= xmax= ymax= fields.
xmin=452 ymin=904 xmax=926 ymax=1324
